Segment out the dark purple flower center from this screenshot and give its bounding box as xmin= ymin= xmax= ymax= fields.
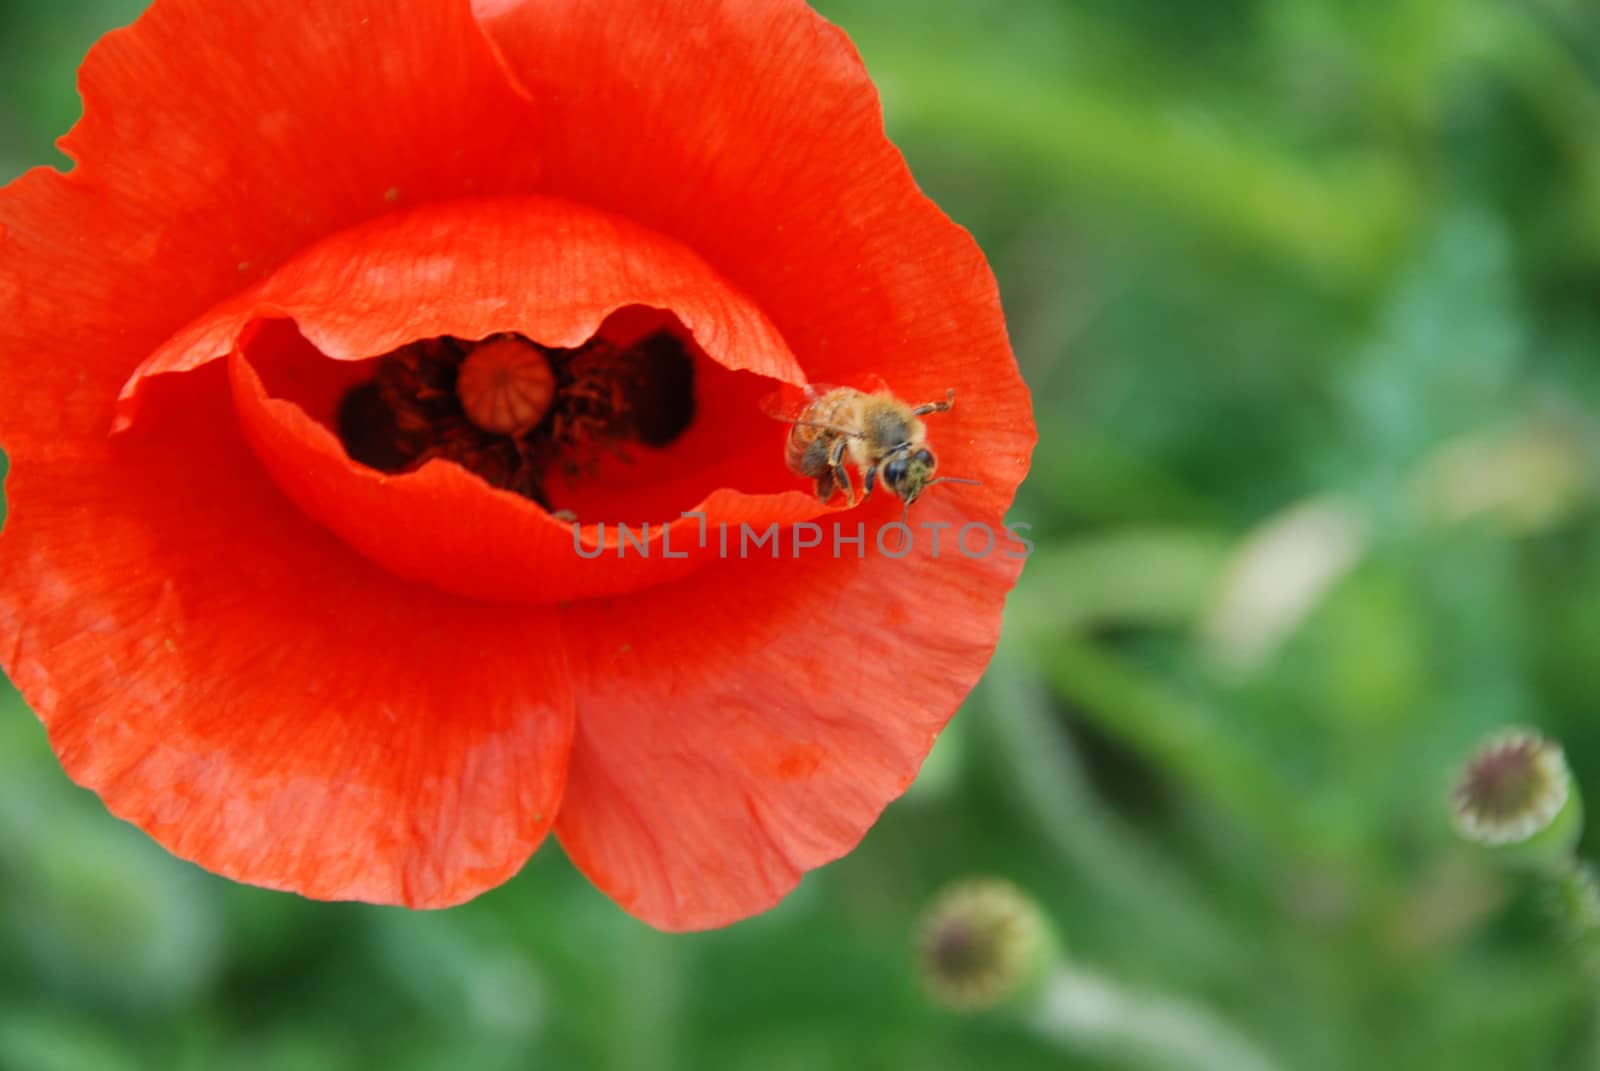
xmin=337 ymin=329 xmax=694 ymax=510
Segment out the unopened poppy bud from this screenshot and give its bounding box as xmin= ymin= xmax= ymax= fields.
xmin=1452 ymin=727 xmax=1582 ymax=869
xmin=918 ymin=877 xmax=1056 ymax=1012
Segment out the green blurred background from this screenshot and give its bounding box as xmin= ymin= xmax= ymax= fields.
xmin=6 ymin=0 xmax=1600 ymax=1067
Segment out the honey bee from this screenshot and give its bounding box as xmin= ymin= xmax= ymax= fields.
xmin=766 ymin=379 xmax=975 ymax=511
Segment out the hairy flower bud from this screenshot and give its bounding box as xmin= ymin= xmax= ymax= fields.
xmin=918 ymin=877 xmax=1056 ymax=1011
xmin=1452 ymin=727 xmax=1582 ymax=869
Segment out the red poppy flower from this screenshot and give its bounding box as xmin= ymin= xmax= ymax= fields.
xmin=0 ymin=0 xmax=1034 ymax=930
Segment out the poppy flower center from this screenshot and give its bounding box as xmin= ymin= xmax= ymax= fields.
xmin=112 ymin=195 xmax=832 ymax=603
xmin=335 ymin=329 xmax=694 ymax=510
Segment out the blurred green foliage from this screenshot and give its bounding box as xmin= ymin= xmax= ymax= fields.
xmin=7 ymin=0 xmax=1600 ymax=1067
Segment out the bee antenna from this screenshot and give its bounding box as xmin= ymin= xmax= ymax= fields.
xmin=901 ymin=477 xmax=983 ymax=522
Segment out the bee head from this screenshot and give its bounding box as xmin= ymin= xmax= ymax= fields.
xmin=881 ymin=447 xmax=938 ymax=505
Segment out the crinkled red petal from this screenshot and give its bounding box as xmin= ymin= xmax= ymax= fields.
xmin=477 ymin=0 xmax=1037 ymax=927
xmin=555 ymin=495 xmax=1026 ymax=931
xmin=0 ymin=0 xmax=573 ymax=907
xmin=0 ymin=366 xmax=574 ymax=907
xmin=474 ymin=0 xmax=1034 ymax=516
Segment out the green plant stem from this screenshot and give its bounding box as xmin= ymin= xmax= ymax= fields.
xmin=978 ymin=643 xmax=1238 ymax=966
xmin=1012 ymin=621 xmax=1305 ymax=847
xmin=606 ymin=931 xmax=684 ymax=1071
xmin=1541 ymin=858 xmax=1600 ymax=982
xmin=1024 ymin=966 xmax=1284 ymax=1071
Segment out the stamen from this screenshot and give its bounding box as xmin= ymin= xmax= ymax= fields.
xmin=334 ymin=327 xmax=697 ymax=511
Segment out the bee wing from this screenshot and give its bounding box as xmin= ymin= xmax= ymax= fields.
xmin=758 ymin=383 xmax=812 ymax=423
xmin=758 ymin=381 xmax=848 ymax=423
xmin=758 ymin=374 xmax=893 ymax=424
xmin=854 ymin=372 xmax=892 ymax=396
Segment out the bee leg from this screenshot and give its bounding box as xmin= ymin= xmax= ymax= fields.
xmin=814 ymin=470 xmax=837 ymax=502
xmin=834 ymin=467 xmax=856 ymax=507
xmin=863 ymin=465 xmax=877 ymax=501
xmin=911 ymin=389 xmax=956 ymax=417
xmin=828 ymin=436 xmax=856 ymax=507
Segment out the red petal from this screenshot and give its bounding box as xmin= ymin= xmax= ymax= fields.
xmin=2 ymin=0 xmax=540 ymax=434
xmin=127 ymin=196 xmax=830 ymax=603
xmin=0 ymin=1 xmax=583 ymax=905
xmin=0 ymin=365 xmax=574 ymax=908
xmin=470 ymin=0 xmax=1036 ymax=927
xmin=555 ymin=494 xmax=1027 ymax=931
xmin=474 ymin=0 xmax=1036 ymax=514
xmin=120 ymin=196 xmax=807 ymax=420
